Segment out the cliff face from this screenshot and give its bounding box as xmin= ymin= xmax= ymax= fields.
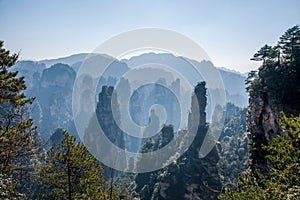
xmin=24 ymin=63 xmax=77 ymax=140
xmin=135 ymin=82 xmax=222 ymax=200
xmin=37 ymin=64 xmax=76 ymax=139
xmin=247 ymin=84 xmax=300 ymax=171
xmin=84 ymin=86 xmax=126 ymax=179
xmin=247 ymin=91 xmax=280 ymax=171
xmin=96 ymin=86 xmax=125 ymax=149
xmin=247 ymin=26 xmax=300 ymax=171
xmin=12 ymin=53 xmax=249 ymax=142
xmin=159 ymin=82 xmax=221 ymax=200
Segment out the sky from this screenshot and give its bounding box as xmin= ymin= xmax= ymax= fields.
xmin=0 ymin=0 xmax=299 ymax=73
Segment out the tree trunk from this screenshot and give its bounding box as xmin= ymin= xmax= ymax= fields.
xmin=109 ymin=168 xmax=114 ymax=200
xmin=67 ymin=145 xmax=72 ymax=200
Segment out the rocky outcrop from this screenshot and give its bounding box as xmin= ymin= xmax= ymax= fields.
xmin=96 ymin=86 xmax=125 ymax=149
xmin=247 ymin=71 xmax=300 ymax=172
xmin=34 ymin=63 xmax=76 ymax=140
xmin=159 ymin=82 xmax=221 ymax=200
xmin=135 ymin=82 xmax=222 ymax=200
xmin=247 ymin=25 xmax=300 ymax=172
xmin=247 ymin=85 xmax=300 ymax=172
xmin=84 ymin=86 xmax=126 ymax=179
xmin=13 ymin=53 xmax=249 ymax=142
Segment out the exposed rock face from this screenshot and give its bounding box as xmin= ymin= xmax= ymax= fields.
xmin=135 ymin=82 xmax=222 ymax=200
xmin=247 ymin=77 xmax=300 ymax=172
xmin=248 ymin=93 xmax=281 ymax=139
xmin=159 ymin=83 xmax=221 ymax=200
xmin=84 ymin=86 xmax=125 ymax=178
xmin=247 ymin=26 xmax=300 ymax=172
xmin=84 ymin=85 xmax=125 ymax=153
xmin=34 ymin=63 xmax=76 ymax=140
xmin=40 ymin=63 xmax=75 ymax=88
xmin=96 ymin=86 xmax=125 ymax=149
xmin=13 ymin=53 xmax=249 ymax=142
xmin=124 ymin=53 xmax=248 ymax=108
xmin=13 ymin=60 xmax=46 ymax=90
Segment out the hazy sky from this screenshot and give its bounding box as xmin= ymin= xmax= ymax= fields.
xmin=0 ymin=0 xmax=299 ymax=73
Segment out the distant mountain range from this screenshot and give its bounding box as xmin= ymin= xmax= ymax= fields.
xmin=37 ymin=52 xmax=248 ymax=107
xmin=13 ymin=53 xmax=248 ymax=141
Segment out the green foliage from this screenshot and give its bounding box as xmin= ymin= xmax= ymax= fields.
xmin=135 ymin=125 xmax=174 ymax=199
xmin=36 ymin=129 xmax=108 ymax=200
xmin=0 ymin=173 xmax=26 ymax=200
xmin=219 ymin=113 xmax=300 ymax=200
xmin=250 ymin=44 xmax=273 ymax=63
xmin=245 ymin=70 xmax=258 ymax=95
xmin=246 ymin=25 xmax=300 ymax=108
xmin=0 ymin=41 xmax=39 ymax=198
xmin=135 ymin=82 xmax=222 ymax=200
xmin=221 ymin=25 xmax=300 ymax=199
xmin=218 ymin=104 xmax=248 ymax=189
xmin=246 ymin=25 xmax=300 ymax=175
xmin=0 ymin=41 xmax=34 ymax=106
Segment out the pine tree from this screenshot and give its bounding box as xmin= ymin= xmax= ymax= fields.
xmin=220 ymin=25 xmax=300 ymax=199
xmin=250 ymin=44 xmax=273 ymax=64
xmin=219 ymin=113 xmax=300 ymax=199
xmin=0 ymin=41 xmax=39 ymax=198
xmin=36 ymin=129 xmax=108 ymax=199
xmin=279 ymin=25 xmax=300 ymax=64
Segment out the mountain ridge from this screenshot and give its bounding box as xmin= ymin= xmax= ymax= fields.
xmin=13 ymin=52 xmax=249 ymax=140
xmin=21 ymin=52 xmax=247 ymax=76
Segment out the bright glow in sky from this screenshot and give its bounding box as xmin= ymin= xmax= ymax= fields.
xmin=0 ymin=0 xmax=299 ymax=73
